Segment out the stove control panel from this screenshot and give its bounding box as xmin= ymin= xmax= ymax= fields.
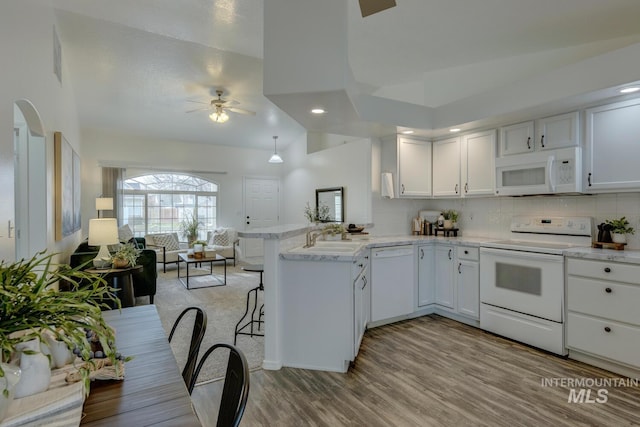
xmin=511 ymin=216 xmax=592 ymax=236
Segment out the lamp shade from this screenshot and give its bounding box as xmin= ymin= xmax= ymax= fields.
xmin=95 ymin=197 xmax=114 ymax=211
xmin=88 ymin=218 xmax=119 ymax=246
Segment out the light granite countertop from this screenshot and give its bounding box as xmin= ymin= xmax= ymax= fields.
xmin=564 ymin=247 xmax=640 ymax=265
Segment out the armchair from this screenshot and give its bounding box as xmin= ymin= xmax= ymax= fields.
xmin=144 ymin=232 xmax=188 ymax=273
xmin=69 ymin=238 xmax=157 ymax=304
xmin=206 ymin=228 xmax=239 ymax=266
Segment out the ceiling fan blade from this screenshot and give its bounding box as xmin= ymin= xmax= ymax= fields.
xmin=186 ymin=100 xmax=210 ymax=105
xmin=359 ymin=0 xmax=396 ymax=17
xmin=185 ymin=107 xmax=211 ymax=113
xmin=227 ymin=107 xmax=256 ymax=116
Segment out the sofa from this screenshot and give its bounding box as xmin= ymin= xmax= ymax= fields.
xmin=69 ymin=237 xmax=157 ymax=304
xmin=144 ymin=232 xmax=188 ymax=273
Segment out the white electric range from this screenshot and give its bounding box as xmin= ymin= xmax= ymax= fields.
xmin=479 ymin=216 xmax=593 ymax=355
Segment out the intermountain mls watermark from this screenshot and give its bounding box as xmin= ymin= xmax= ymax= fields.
xmin=541 ymin=377 xmax=639 ymax=403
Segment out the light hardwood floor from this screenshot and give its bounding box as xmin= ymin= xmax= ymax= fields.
xmin=191 ymin=315 xmax=640 ymax=426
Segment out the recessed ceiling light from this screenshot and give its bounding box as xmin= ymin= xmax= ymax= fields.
xmin=620 ymin=86 xmax=640 ymax=94
xmin=401 ymin=130 xmax=414 ymax=134
xmin=450 ymin=128 xmax=461 ymax=133
xmin=310 ymin=108 xmax=326 ymax=114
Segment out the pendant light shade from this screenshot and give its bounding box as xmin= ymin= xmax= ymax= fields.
xmin=268 ymin=135 xmax=283 ymax=163
xmin=209 ymin=106 xmax=229 ymax=123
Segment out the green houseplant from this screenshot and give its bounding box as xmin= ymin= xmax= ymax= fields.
xmin=322 ymin=223 xmax=346 ymax=240
xmin=304 ymin=202 xmax=330 ymax=223
xmin=111 ymin=242 xmax=141 ymax=268
xmin=605 ymin=216 xmax=635 ymax=243
xmin=0 ymin=252 xmax=120 ymax=397
xmin=442 ymin=210 xmax=459 ymax=229
xmin=180 ymin=211 xmax=202 ymax=245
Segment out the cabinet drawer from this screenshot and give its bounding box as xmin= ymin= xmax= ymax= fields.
xmin=567 ymin=312 xmax=640 ymax=368
xmin=567 ymin=258 xmax=640 ymax=284
xmin=567 ymin=277 xmax=640 ymax=325
xmin=456 ymin=246 xmax=479 ymax=261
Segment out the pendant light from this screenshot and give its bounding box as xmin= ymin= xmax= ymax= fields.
xmin=268 ymin=135 xmax=283 ymax=163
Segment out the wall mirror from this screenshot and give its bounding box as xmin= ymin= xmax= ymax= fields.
xmin=316 ymin=187 xmax=344 ymax=223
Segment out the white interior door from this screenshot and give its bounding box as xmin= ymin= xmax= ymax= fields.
xmin=243 ymin=177 xmax=280 ymax=258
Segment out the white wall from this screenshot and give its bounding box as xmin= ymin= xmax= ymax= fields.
xmin=0 ymin=1 xmax=83 ymax=262
xmin=79 ymin=128 xmax=283 ymax=238
xmin=281 ymin=136 xmax=372 ymax=225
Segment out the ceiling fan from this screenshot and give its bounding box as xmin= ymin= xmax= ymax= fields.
xmin=358 ymin=0 xmax=396 ymax=17
xmin=186 ymin=89 xmax=256 ymax=123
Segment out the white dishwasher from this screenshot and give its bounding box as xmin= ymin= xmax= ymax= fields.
xmin=371 ymin=245 xmax=415 ymax=323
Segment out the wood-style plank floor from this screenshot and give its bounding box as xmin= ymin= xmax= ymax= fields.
xmin=191 ymin=315 xmax=640 ymax=426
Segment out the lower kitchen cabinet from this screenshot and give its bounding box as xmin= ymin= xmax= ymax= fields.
xmin=416 ymin=244 xmax=435 ymax=307
xmin=434 ymin=245 xmax=455 ymax=308
xmin=353 ymin=254 xmax=370 ymax=357
xmin=456 ymin=246 xmax=479 ymax=320
xmin=566 ymin=258 xmax=640 ymax=376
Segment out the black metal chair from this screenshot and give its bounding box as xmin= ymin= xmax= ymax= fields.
xmin=234 ymin=264 xmax=264 ymax=345
xmin=168 ymin=306 xmax=207 ymax=394
xmin=191 ymin=343 xmax=250 ymax=427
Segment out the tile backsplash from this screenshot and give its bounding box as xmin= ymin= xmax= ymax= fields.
xmin=372 ymin=193 xmax=640 ymax=249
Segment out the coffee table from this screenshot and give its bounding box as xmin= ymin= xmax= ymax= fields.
xmin=177 ymin=252 xmax=226 ymax=289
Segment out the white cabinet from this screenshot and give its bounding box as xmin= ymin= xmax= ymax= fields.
xmin=499 ymin=112 xmax=579 ymax=156
xmin=455 ymin=246 xmax=479 ymax=320
xmin=416 ymin=244 xmax=435 ymax=307
xmin=382 ymin=136 xmax=432 ymax=198
xmin=371 ymin=246 xmax=415 ymax=323
xmin=566 ymin=258 xmax=640 ymax=375
xmin=353 ymin=254 xmax=370 ymax=357
xmin=584 ymin=98 xmax=640 ymax=192
xmin=432 ymin=137 xmax=460 ymax=197
xmin=461 ymin=130 xmax=496 ymax=196
xmin=434 ymin=245 xmax=455 ymax=308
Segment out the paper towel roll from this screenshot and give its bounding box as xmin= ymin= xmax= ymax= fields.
xmin=381 ymin=172 xmax=395 ymax=199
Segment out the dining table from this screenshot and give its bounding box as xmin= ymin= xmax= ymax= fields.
xmin=80 ymin=305 xmax=201 ymax=426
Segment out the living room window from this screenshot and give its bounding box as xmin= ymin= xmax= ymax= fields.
xmin=122 ymin=173 xmax=217 ymax=240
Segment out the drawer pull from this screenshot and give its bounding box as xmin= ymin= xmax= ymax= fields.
xmin=464 ymin=250 xmax=469 ymax=254
xmin=604 ymin=326 xmax=611 ymax=333
xmin=605 ymin=287 xmax=612 ymax=293
xmin=604 ymin=267 xmax=611 ymax=273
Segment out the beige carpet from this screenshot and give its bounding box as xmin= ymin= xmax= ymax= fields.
xmin=137 ymin=263 xmax=265 ymax=385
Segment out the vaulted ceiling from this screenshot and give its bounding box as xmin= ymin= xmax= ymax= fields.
xmin=52 ymin=0 xmax=640 ymax=150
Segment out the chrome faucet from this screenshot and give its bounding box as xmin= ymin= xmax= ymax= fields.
xmin=305 ymin=229 xmax=326 ymax=248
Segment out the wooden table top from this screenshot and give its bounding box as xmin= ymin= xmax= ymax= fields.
xmin=178 ymin=252 xmax=225 ymax=264
xmin=80 ymin=305 xmax=201 ymax=426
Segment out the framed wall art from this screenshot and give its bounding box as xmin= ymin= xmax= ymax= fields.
xmin=54 ymin=131 xmax=81 ymax=240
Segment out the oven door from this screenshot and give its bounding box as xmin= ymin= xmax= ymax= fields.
xmin=480 ymin=247 xmax=564 ymax=322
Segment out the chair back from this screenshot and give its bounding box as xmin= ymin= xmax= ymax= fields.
xmin=168 ymin=306 xmax=207 ymax=393
xmin=192 ymin=343 xmax=250 ymax=427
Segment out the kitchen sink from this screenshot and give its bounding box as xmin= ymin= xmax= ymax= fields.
xmin=288 ymin=240 xmax=364 ymax=254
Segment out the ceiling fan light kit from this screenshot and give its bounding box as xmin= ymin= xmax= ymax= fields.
xmin=209 ymin=108 xmax=229 ymax=123
xmin=268 ymin=136 xmax=283 ymax=163
xmin=188 ymin=89 xmax=255 ymax=123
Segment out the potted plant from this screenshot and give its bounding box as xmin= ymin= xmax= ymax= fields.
xmin=605 ymin=216 xmax=635 ymax=243
xmin=180 ymin=211 xmax=202 ymax=246
xmin=442 ymin=210 xmax=459 ymax=229
xmin=304 ymin=202 xmax=331 ymax=223
xmin=0 ymin=252 xmax=120 ymax=410
xmin=111 ymin=242 xmax=141 ymax=268
xmin=322 ymin=223 xmax=346 ymax=241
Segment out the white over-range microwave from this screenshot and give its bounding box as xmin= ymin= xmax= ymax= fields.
xmin=495 ymin=147 xmax=582 ymax=196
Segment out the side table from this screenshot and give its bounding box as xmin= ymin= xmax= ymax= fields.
xmin=85 ymin=265 xmax=143 ymax=308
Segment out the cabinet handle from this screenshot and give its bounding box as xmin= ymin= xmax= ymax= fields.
xmin=455 ymin=184 xmax=458 ymax=194
xmin=540 ymin=135 xmax=545 ymax=148
xmin=605 ymin=287 xmax=612 ymax=293
xmin=361 ymin=276 xmax=367 ymax=290
xmin=358 ymin=263 xmax=363 ymax=268
xmin=604 ymin=267 xmax=611 ymax=273
xmin=401 ymin=184 xmax=405 ymax=194
xmin=458 ymin=262 xmax=462 ymax=273
xmin=448 ymin=249 xmax=452 ymax=260
xmin=526 ymin=137 xmax=531 ymax=150
xmin=420 ymin=248 xmax=424 ymax=259
xmin=464 ymin=250 xmax=469 ymax=254
xmin=464 ymin=183 xmax=468 ymax=193
xmin=365 ymin=256 xmax=369 ymax=260
xmin=604 ymin=326 xmax=611 ymax=333
xmin=588 ymin=172 xmax=592 ymax=187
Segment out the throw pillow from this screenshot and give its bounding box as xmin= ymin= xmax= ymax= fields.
xmin=118 ymin=224 xmax=134 ymax=243
xmin=212 ymin=229 xmax=229 ymax=246
xmin=153 ymin=233 xmax=180 ymax=251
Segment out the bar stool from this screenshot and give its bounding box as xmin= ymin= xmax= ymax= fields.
xmin=234 ymin=264 xmax=264 ymax=345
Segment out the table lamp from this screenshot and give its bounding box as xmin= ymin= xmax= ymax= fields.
xmin=95 ymin=197 xmax=113 ymax=218
xmin=88 ymin=218 xmax=119 ymax=268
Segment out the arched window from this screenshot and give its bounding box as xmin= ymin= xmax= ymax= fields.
xmin=122 ymin=174 xmax=218 ymax=240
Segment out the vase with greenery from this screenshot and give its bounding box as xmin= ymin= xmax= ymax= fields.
xmin=304 ymin=202 xmax=331 ymax=223
xmin=322 ymin=223 xmax=346 ymax=240
xmin=605 ymin=216 xmax=635 ymax=243
xmin=180 ymin=211 xmax=202 ymax=245
xmin=442 ymin=209 xmax=459 ymax=229
xmin=111 ymin=242 xmax=141 ymax=268
xmin=0 ymin=252 xmax=121 ymax=398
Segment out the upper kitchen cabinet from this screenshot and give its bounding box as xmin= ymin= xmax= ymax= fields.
xmin=461 ymin=129 xmax=496 ymax=196
xmin=584 ymin=98 xmax=640 ymax=192
xmin=432 ymin=137 xmax=460 ymax=197
xmin=382 ymin=136 xmax=432 ymax=198
xmin=499 ymin=112 xmax=579 ymax=156
xmin=432 ymin=130 xmax=496 ymax=198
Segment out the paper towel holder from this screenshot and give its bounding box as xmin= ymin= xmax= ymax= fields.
xmin=381 ymin=172 xmax=395 ymax=199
